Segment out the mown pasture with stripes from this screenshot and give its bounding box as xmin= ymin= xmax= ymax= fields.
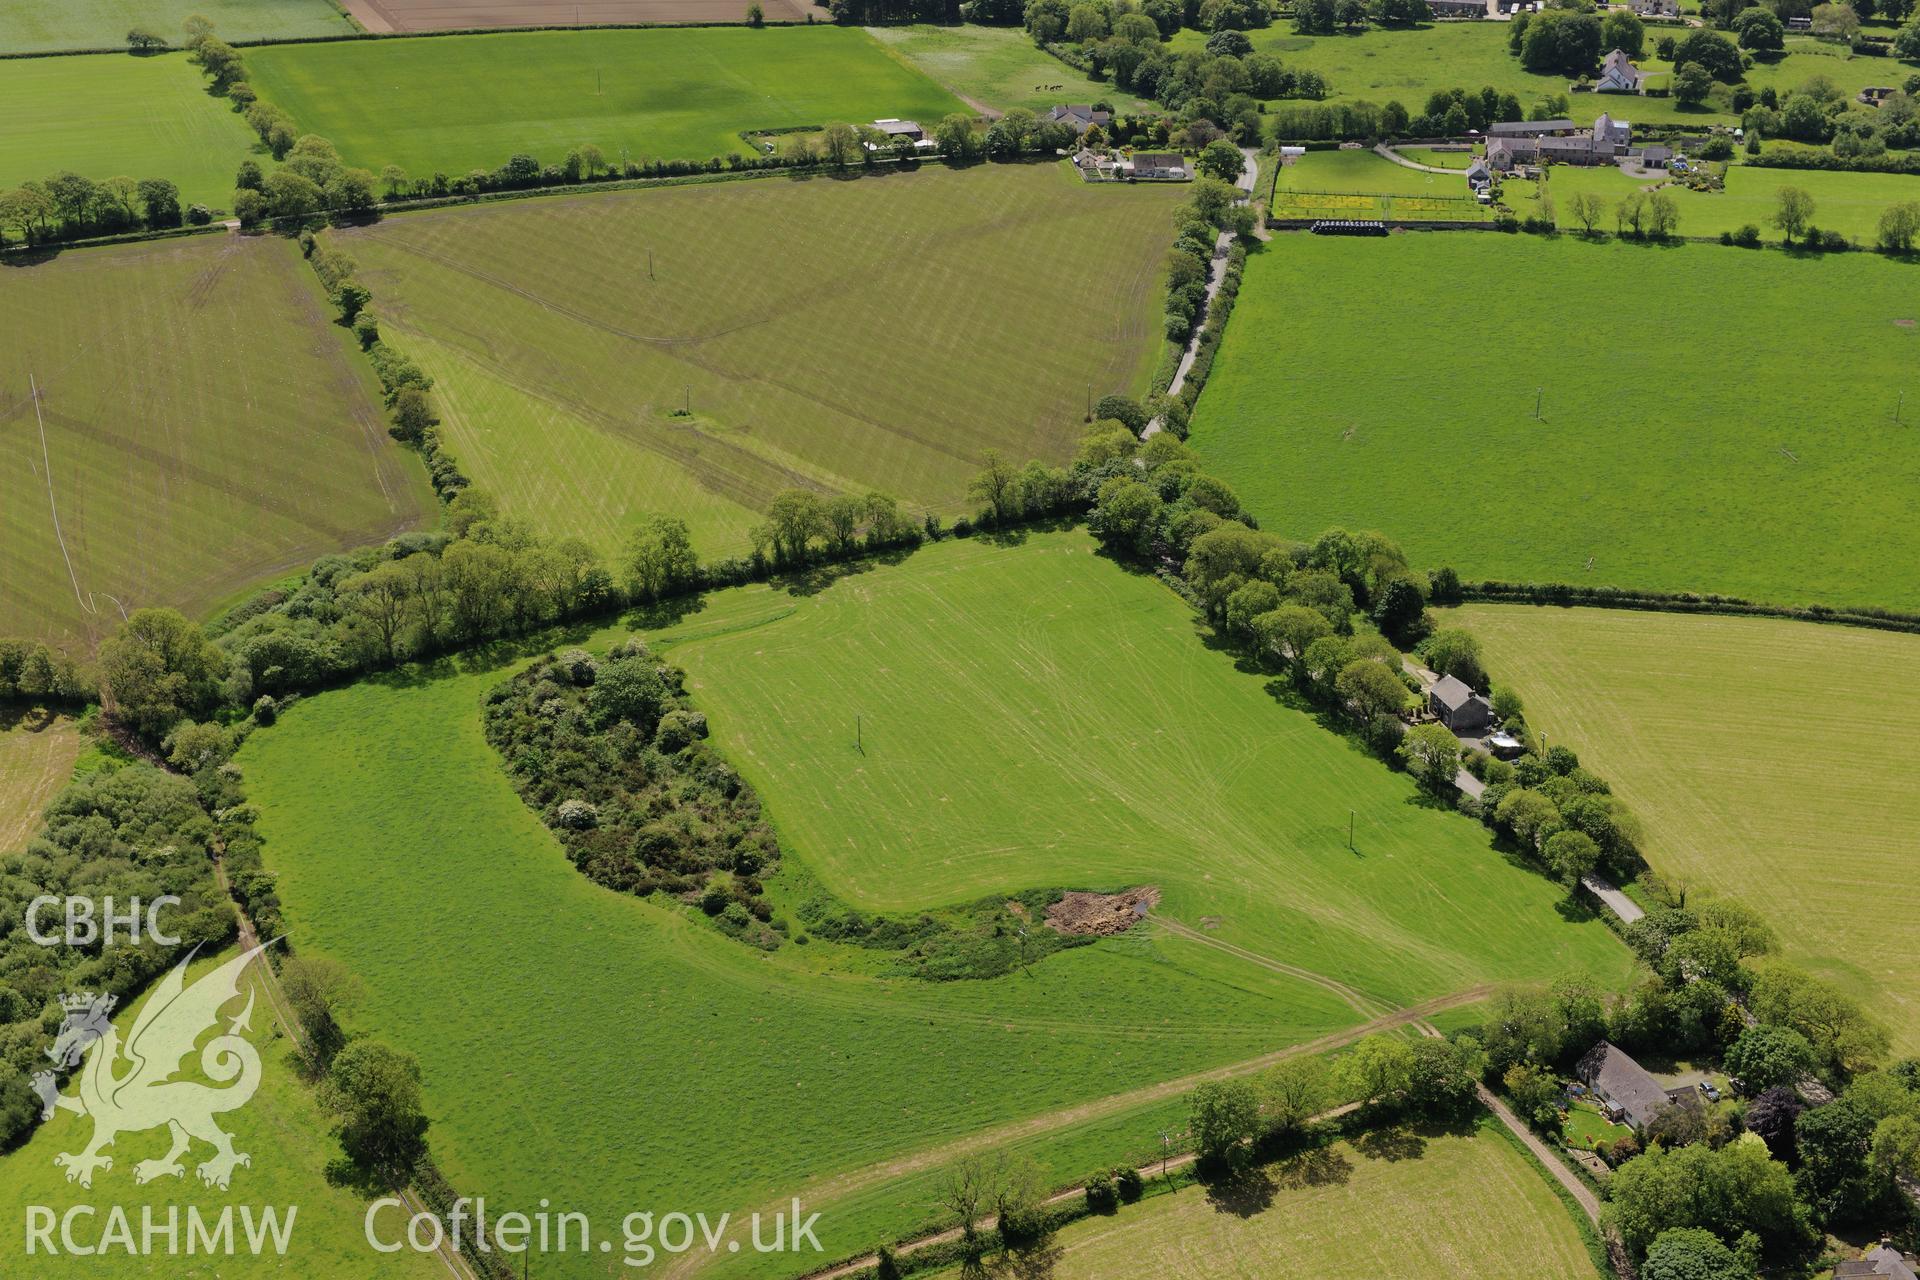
xmin=339 ymin=163 xmax=1185 ymax=559
xmin=1451 ymin=603 xmax=1920 ymax=1052
xmin=0 ymin=234 xmax=432 ymax=647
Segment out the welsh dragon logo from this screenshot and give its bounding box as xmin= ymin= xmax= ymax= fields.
xmin=31 ymin=942 xmax=276 ymax=1191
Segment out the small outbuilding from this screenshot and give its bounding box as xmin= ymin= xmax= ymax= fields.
xmin=1428 ymin=675 xmax=1492 ymax=732
xmin=872 ymin=118 xmax=924 ymax=141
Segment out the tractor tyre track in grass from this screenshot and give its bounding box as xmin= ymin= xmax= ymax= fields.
xmin=662 ymin=981 xmax=1495 ymax=1280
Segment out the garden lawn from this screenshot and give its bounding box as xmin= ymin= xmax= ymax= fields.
xmin=1271 ymin=148 xmax=1484 ymax=220
xmin=1448 ymin=604 xmax=1920 ymax=1052
xmin=243 ymin=26 xmax=968 ymax=176
xmin=0 ymin=950 xmax=445 ymax=1279
xmin=235 ymin=622 xmax=1365 ymax=1280
xmin=1518 ymin=162 xmax=1920 ymax=245
xmin=1399 ymin=145 xmax=1481 ymax=170
xmin=1563 ymin=1100 xmax=1632 ymax=1152
xmin=866 ymin=23 xmax=1151 ymax=115
xmin=0 ymin=0 xmax=350 ymax=53
xmin=1190 ymin=233 xmax=1920 ymax=609
xmin=0 ymin=234 xmax=433 ymax=648
xmin=666 ymin=529 xmax=1632 ymax=1009
xmin=340 ymin=163 xmax=1182 ymax=559
xmin=0 ymin=51 xmax=264 ymax=211
xmin=938 ymin=1121 xmax=1598 ymax=1280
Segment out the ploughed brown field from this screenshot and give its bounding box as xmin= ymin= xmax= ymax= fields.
xmin=340 ymin=0 xmax=824 ymax=30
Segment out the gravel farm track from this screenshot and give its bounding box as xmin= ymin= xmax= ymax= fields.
xmin=338 ymin=0 xmax=826 ymax=31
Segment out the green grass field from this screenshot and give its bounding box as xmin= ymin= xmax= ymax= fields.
xmin=1517 ymin=161 xmax=1920 ymax=245
xmin=0 ymin=234 xmax=433 ymax=647
xmin=0 ymin=0 xmax=351 ymax=53
xmin=235 ymin=641 xmax=1362 ymax=1277
xmin=245 ymin=26 xmax=968 ymax=177
xmin=0 ymin=52 xmax=263 ymax=211
xmin=1188 ymin=24 xmax=1913 ymax=128
xmin=1271 ymin=149 xmax=1487 ymax=220
xmin=0 ymin=710 xmax=79 ymax=850
xmin=867 ymin=23 xmax=1151 ymax=115
xmin=235 ymin=532 xmax=1628 ymax=1277
xmin=666 ymin=529 xmax=1631 ymax=1007
xmin=0 ymin=950 xmax=445 ymax=1278
xmin=1448 ymin=604 xmax=1920 ymax=1051
xmin=341 ymin=163 xmax=1182 ymax=558
xmin=1191 ymin=233 xmax=1920 ymax=609
xmin=934 ymin=1121 xmax=1596 ymax=1280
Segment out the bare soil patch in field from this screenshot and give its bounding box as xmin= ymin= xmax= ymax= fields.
xmin=345 ymin=0 xmax=823 ymax=29
xmin=1046 ymin=887 xmax=1160 ymax=936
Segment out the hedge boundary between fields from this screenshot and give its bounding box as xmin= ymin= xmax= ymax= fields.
xmin=1452 ymin=580 xmax=1920 ymax=635
xmin=0 ymin=15 xmax=824 ymax=58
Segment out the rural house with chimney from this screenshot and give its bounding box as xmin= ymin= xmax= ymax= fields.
xmin=1428 ymin=675 xmax=1492 ymax=732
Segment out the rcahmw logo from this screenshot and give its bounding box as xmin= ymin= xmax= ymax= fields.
xmin=22 ymin=942 xmax=299 ymax=1259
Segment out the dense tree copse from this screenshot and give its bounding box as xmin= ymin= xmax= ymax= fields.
xmin=0 ymin=751 xmax=239 ymax=1150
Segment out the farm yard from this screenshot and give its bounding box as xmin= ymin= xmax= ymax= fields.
xmin=1191 ymin=233 xmax=1920 ymax=609
xmin=0 ymin=51 xmax=265 ymax=213
xmin=0 ymin=950 xmax=447 ymax=1279
xmin=1271 ymin=149 xmax=1487 ymax=221
xmin=868 ymin=23 xmax=1154 ymax=116
xmin=235 ymin=608 xmax=1374 ymax=1277
xmin=666 ymin=530 xmax=1632 ymax=1008
xmin=0 ymin=0 xmax=350 ymax=53
xmin=0 ymin=234 xmax=433 ymax=646
xmin=341 ymin=163 xmax=1183 ymax=558
xmin=932 ymin=1123 xmax=1599 ymax=1280
xmin=344 ymin=0 xmax=822 ymax=31
xmin=243 ymin=26 xmax=969 ymax=176
xmin=1449 ymin=604 xmax=1920 ymax=1051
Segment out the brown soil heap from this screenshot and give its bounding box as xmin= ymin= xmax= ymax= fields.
xmin=1043 ymin=887 xmax=1160 ymax=936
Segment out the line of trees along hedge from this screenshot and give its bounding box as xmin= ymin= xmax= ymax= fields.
xmin=0 ymin=173 xmax=196 ymax=248
xmin=1267 ymin=84 xmax=1568 ymax=143
xmin=1453 ymin=578 xmax=1920 ymax=636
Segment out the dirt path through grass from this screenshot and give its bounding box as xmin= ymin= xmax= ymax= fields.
xmin=664 ymin=977 xmax=1493 ymax=1279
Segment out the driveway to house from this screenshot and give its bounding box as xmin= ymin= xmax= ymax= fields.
xmin=1145 ymin=147 xmax=1258 ymax=436
xmin=1399 ymin=657 xmax=1488 ymax=796
xmin=1375 ymin=143 xmax=1470 ymax=175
